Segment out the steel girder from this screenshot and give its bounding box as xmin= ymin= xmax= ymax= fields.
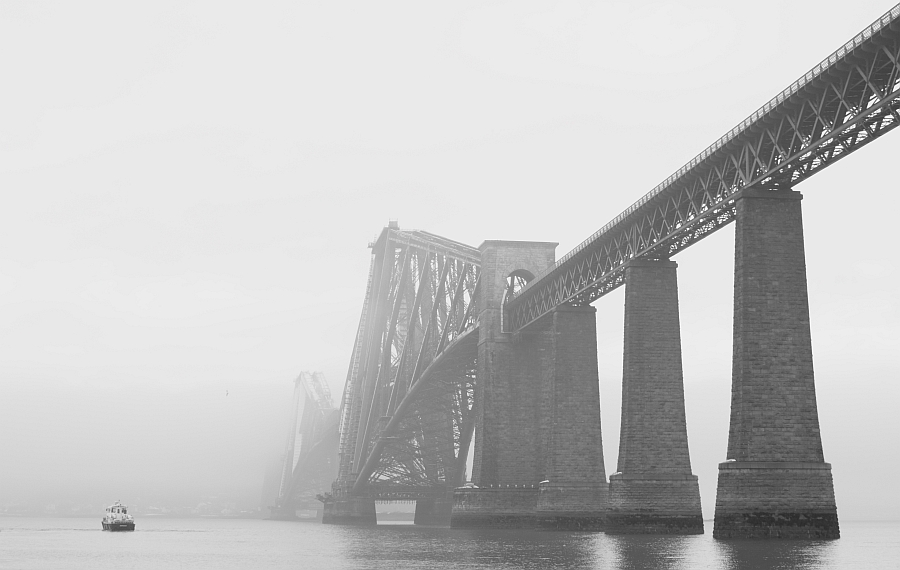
xmin=334 ymin=225 xmax=480 ymax=501
xmin=275 ymin=372 xmax=339 ymax=509
xmin=507 ymin=5 xmax=900 ymax=332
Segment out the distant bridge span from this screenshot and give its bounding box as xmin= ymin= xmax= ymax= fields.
xmin=320 ymin=5 xmax=900 ymax=537
xmin=270 ymin=372 xmax=338 ymax=519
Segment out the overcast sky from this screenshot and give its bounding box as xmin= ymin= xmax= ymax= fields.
xmin=1 ymin=0 xmax=899 ymax=519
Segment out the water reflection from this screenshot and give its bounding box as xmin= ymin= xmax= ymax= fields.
xmin=339 ymin=525 xmax=604 ymax=569
xmin=714 ymin=538 xmax=836 ymax=570
xmin=335 ymin=524 xmax=842 ymax=569
xmin=603 ymin=534 xmax=701 ymax=570
xmin=454 ymin=528 xmax=602 ymax=569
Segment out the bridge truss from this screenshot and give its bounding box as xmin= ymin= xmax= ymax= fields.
xmin=334 ymin=225 xmax=481 ymax=501
xmin=507 ymin=4 xmax=900 ymax=331
xmin=272 ymin=371 xmax=339 ymax=515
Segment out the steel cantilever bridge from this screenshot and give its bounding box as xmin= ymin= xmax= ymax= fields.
xmin=337 ymin=228 xmax=480 ymax=502
xmin=286 ymin=5 xmax=900 ymax=527
xmin=269 ymin=372 xmax=339 ymax=519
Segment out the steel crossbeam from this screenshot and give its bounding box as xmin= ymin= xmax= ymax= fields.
xmin=334 ymin=225 xmax=481 ymax=499
xmin=506 ymin=4 xmax=900 ymax=332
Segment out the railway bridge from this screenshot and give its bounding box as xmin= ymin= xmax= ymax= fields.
xmin=310 ymin=5 xmax=900 ymax=538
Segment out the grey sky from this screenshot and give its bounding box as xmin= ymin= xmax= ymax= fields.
xmin=1 ymin=1 xmax=898 ymax=519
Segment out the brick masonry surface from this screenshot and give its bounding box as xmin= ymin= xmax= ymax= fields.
xmin=618 ymin=260 xmax=693 ymax=474
xmin=451 ymin=487 xmax=540 ymax=529
xmin=322 ymin=496 xmax=377 ymax=526
xmin=534 ymin=305 xmax=608 ymax=529
xmin=714 ymin=189 xmax=838 ymax=539
xmin=607 ymin=476 xmax=703 ymax=534
xmin=414 ymin=498 xmax=453 ymax=526
xmin=543 ymin=305 xmax=607 ymax=486
xmin=608 ymin=259 xmax=702 ymax=533
xmin=535 ymin=483 xmax=608 ymax=530
xmin=472 ymin=241 xmax=558 ymax=486
xmin=461 ymin=241 xmax=609 ymax=529
xmin=726 ymin=190 xmax=824 ymax=462
xmin=714 ymin=463 xmax=838 ymax=538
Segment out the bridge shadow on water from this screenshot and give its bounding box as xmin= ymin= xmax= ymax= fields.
xmin=333 ymin=523 xmax=838 ymax=570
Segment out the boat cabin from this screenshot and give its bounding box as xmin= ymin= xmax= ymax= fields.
xmin=106 ymin=502 xmax=127 ymax=515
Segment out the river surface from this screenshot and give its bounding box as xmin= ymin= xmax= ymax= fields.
xmin=1 ymin=517 xmax=897 ymax=569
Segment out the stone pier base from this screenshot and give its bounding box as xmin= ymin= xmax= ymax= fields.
xmin=535 ymin=482 xmax=607 ymax=531
xmin=607 ymin=474 xmax=704 ymax=534
xmin=714 ymin=462 xmax=839 ymax=539
xmin=321 ymin=496 xmax=377 ymax=526
xmin=450 ymin=487 xmax=539 ymax=529
xmin=414 ymin=497 xmax=452 ymax=526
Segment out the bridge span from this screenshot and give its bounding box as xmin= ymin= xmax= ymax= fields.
xmin=269 ymin=372 xmax=339 ymax=520
xmin=315 ymin=4 xmax=900 ymax=538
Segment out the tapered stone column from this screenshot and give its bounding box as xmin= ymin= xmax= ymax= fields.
xmin=535 ymin=305 xmax=608 ymax=530
xmin=607 ymin=259 xmax=703 ymax=534
xmin=713 ymin=189 xmax=838 ymax=539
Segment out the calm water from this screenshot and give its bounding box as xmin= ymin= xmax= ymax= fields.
xmin=1 ymin=517 xmax=897 ymax=569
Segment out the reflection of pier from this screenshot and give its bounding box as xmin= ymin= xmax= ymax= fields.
xmin=269 ymin=371 xmax=339 ymax=520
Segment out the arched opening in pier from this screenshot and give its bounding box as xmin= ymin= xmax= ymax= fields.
xmin=500 ymin=269 xmax=534 ymax=333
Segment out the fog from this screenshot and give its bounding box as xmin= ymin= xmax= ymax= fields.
xmin=1 ymin=1 xmax=899 ymax=520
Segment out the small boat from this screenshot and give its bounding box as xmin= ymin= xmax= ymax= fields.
xmin=102 ymin=501 xmax=135 ymax=531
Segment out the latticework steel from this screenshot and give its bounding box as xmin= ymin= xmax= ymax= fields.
xmin=334 ymin=225 xmax=480 ymax=500
xmin=507 ymin=4 xmax=900 ymax=331
xmin=276 ymin=372 xmax=339 ymax=509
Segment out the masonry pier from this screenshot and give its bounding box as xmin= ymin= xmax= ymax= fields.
xmin=451 ymin=241 xmax=555 ymax=528
xmin=414 ymin=496 xmax=453 ymax=525
xmin=713 ymin=189 xmax=839 ymax=539
xmin=607 ymin=260 xmax=703 ymax=534
xmin=451 ymin=241 xmax=608 ymax=529
xmin=534 ymin=305 xmax=608 ymax=530
xmin=321 ymin=495 xmax=377 ymax=526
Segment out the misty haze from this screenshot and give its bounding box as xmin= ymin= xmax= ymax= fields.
xmin=2 ymin=1 xmax=900 ymax=569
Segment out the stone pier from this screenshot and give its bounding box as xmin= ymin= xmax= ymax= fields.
xmin=535 ymin=305 xmax=608 ymax=531
xmin=451 ymin=240 xmax=558 ymax=528
xmin=451 ymin=240 xmax=610 ymax=529
xmin=451 ymin=486 xmax=540 ymax=529
xmin=713 ymin=189 xmax=839 ymax=539
xmin=414 ymin=497 xmax=453 ymax=525
xmin=321 ymin=496 xmax=377 ymax=526
xmin=607 ymin=259 xmax=703 ymax=534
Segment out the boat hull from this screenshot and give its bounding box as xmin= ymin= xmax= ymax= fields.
xmin=102 ymin=522 xmax=135 ymax=531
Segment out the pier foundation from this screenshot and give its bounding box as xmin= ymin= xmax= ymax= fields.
xmin=451 ymin=486 xmax=539 ymax=528
xmin=414 ymin=497 xmax=453 ymax=526
xmin=321 ymin=496 xmax=377 ymax=526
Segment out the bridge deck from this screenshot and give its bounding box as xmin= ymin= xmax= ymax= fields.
xmin=507 ymin=4 xmax=900 ymax=331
